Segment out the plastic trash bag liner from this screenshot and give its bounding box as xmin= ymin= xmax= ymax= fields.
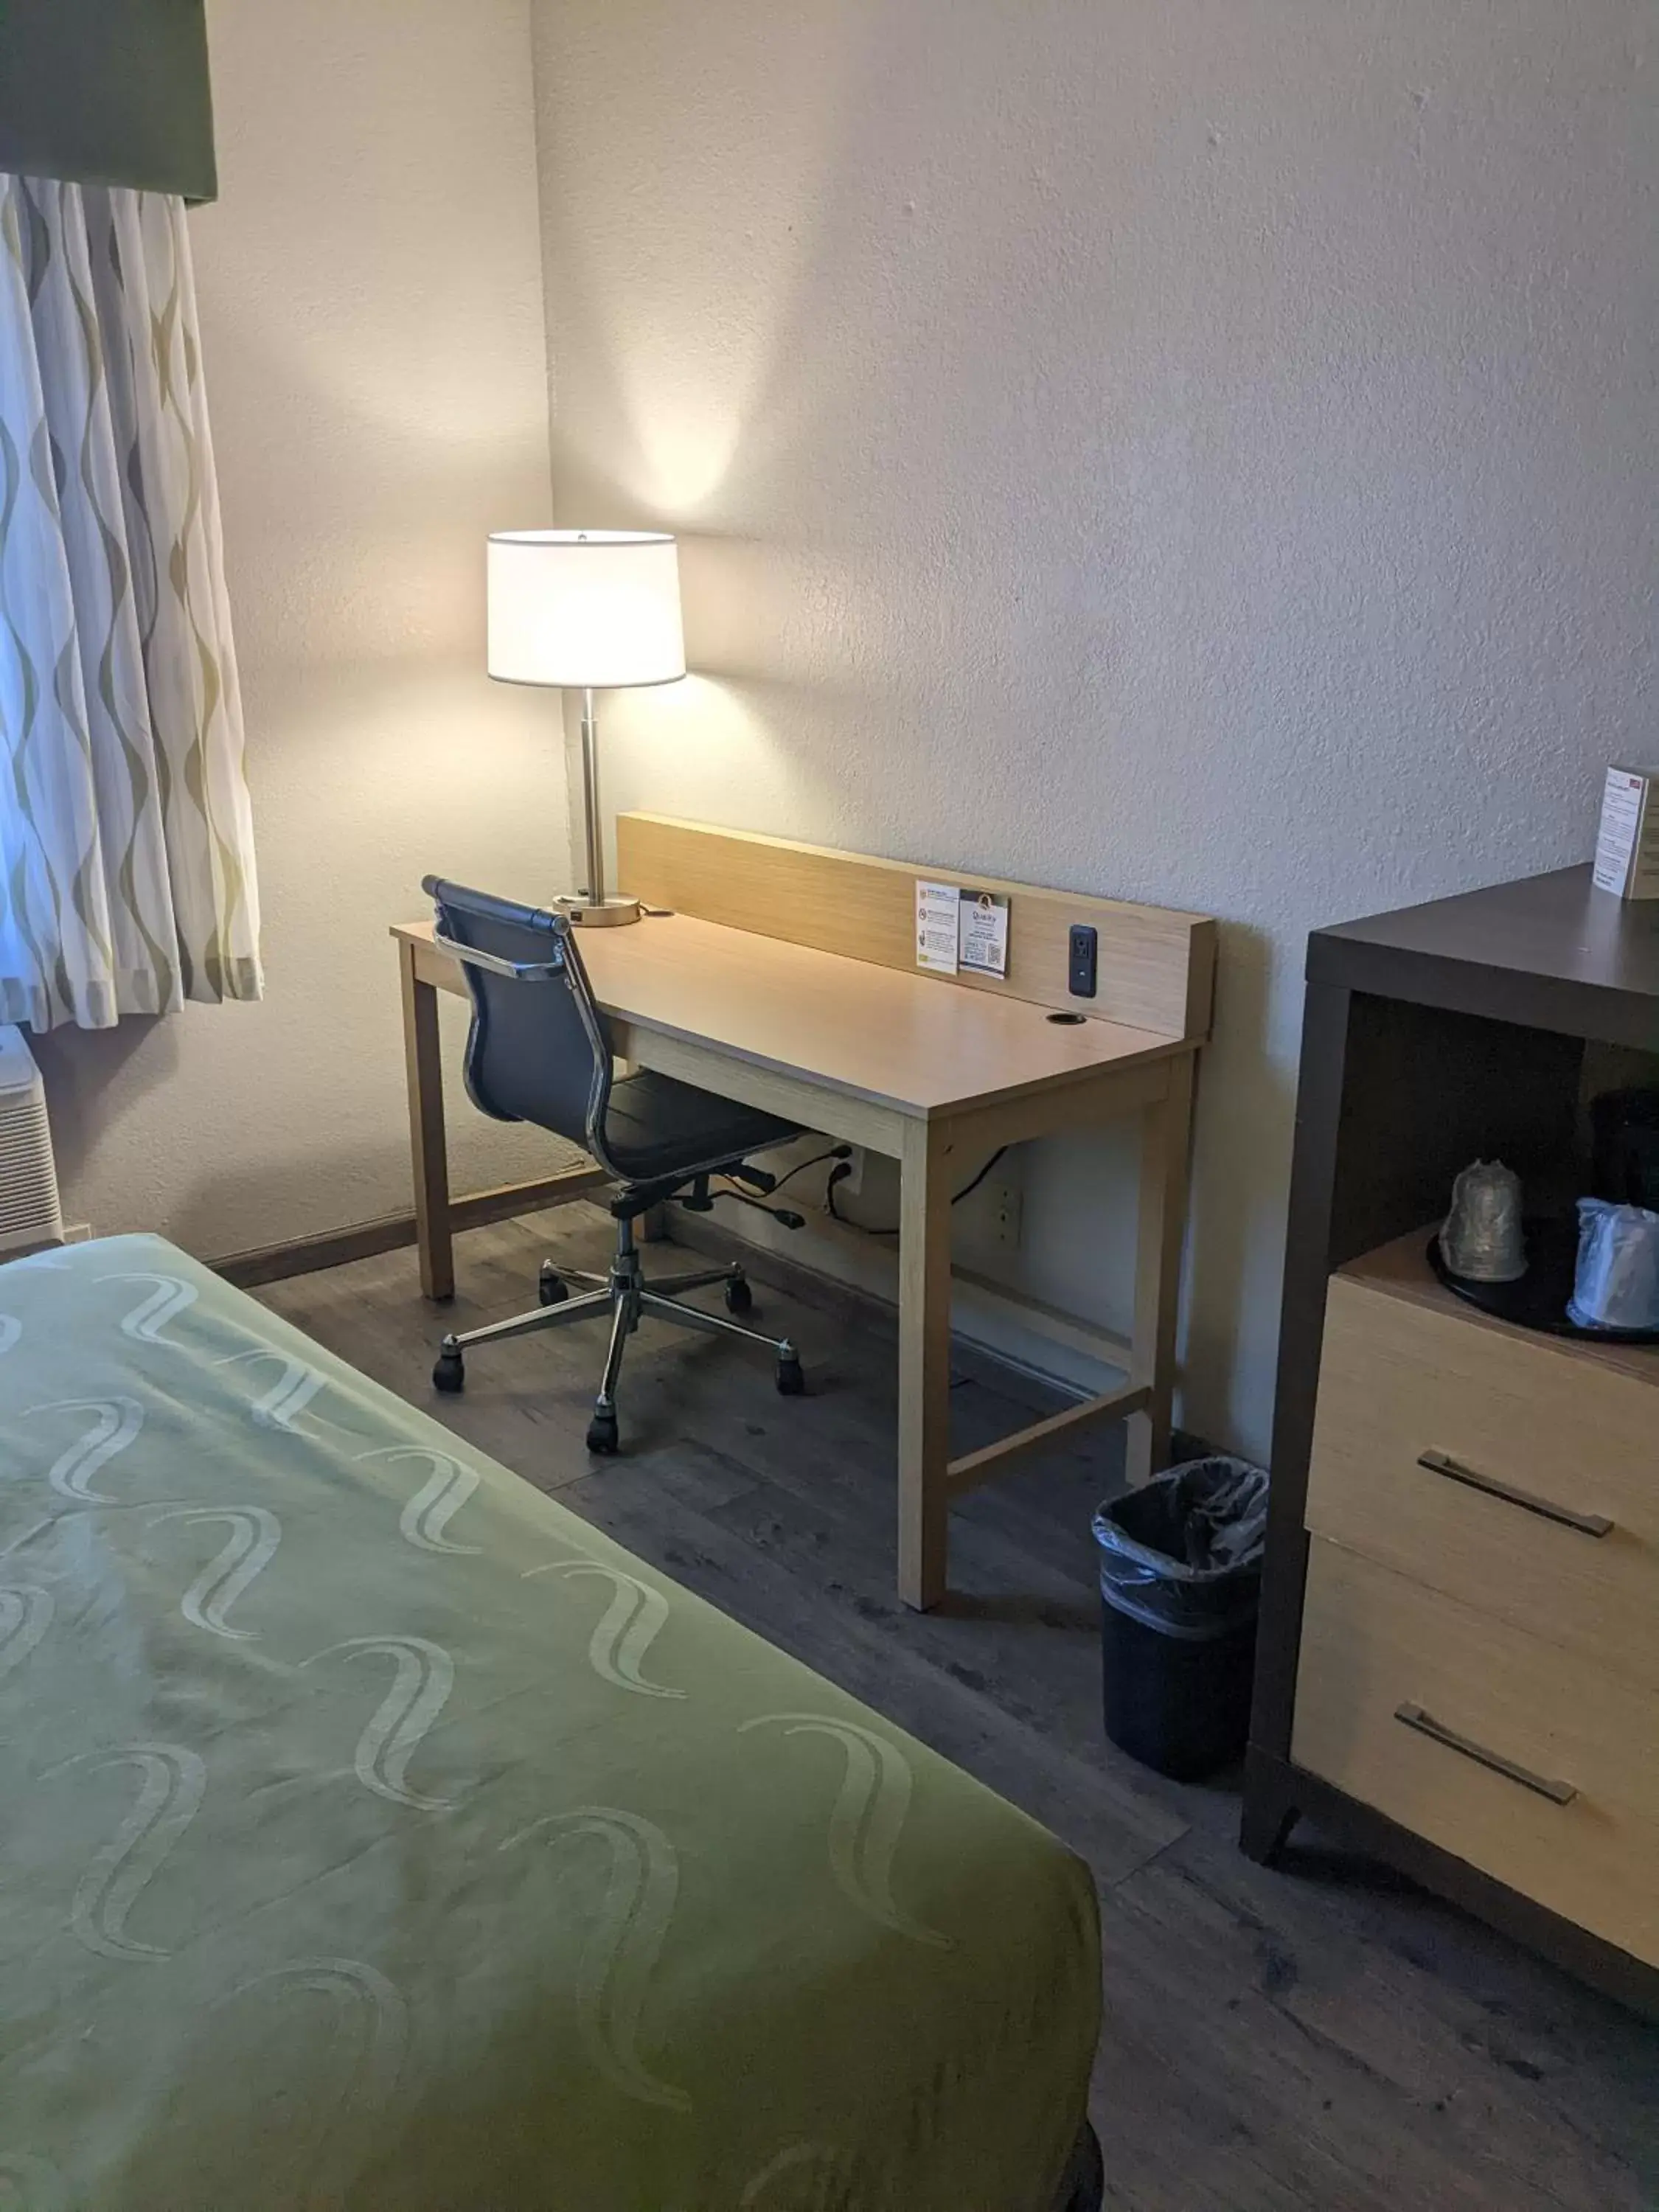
xmin=1092 ymin=1456 xmax=1269 ymax=1639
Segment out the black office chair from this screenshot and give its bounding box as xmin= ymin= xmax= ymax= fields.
xmin=423 ymin=877 xmax=807 ymax=1454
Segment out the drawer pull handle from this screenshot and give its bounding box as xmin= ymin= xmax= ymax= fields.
xmin=1394 ymin=1703 xmax=1578 ymax=1806
xmin=1416 ymin=1451 xmax=1614 ymax=1539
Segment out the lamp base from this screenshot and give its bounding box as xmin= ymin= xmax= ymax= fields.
xmin=557 ymin=894 xmax=643 ymax=928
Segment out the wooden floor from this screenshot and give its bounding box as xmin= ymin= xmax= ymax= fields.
xmin=257 ymin=1206 xmax=1658 ymax=2212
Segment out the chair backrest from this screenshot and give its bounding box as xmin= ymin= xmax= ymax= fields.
xmin=422 ymin=877 xmax=613 ymax=1156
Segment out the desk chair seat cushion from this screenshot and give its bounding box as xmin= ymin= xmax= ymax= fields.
xmin=602 ymin=1069 xmax=798 ymax=1183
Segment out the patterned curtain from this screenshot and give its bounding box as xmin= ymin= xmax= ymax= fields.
xmin=0 ymin=173 xmax=260 ymax=1032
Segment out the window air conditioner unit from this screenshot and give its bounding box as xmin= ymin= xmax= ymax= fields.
xmin=0 ymin=1025 xmax=64 ymax=1258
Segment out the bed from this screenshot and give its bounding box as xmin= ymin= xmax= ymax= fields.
xmin=0 ymin=1235 xmax=1101 ymax=2211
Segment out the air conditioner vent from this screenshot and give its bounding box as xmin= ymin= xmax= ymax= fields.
xmin=0 ymin=1026 xmax=63 ymax=1256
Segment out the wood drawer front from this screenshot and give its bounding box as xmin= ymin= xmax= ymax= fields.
xmin=1293 ymin=1541 xmax=1659 ymax=1967
xmin=1307 ymin=1274 xmax=1659 ymax=1693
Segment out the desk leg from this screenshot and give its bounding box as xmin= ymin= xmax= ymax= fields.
xmin=897 ymin=1120 xmax=953 ymax=1610
xmin=399 ymin=938 xmax=454 ymax=1302
xmin=1126 ymin=1051 xmax=1195 ymax=1486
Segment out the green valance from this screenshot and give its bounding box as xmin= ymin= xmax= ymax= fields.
xmin=0 ymin=0 xmax=215 ymax=202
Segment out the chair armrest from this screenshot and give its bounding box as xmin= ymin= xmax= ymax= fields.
xmin=431 ymin=932 xmax=564 ymax=983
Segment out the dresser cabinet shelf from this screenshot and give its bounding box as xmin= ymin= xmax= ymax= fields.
xmin=1243 ymin=865 xmax=1659 ymax=2017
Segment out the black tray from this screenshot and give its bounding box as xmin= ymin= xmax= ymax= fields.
xmin=1427 ymin=1218 xmax=1659 ymax=1345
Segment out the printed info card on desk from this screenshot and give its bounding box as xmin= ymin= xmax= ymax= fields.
xmin=958 ymin=890 xmax=1009 ymax=976
xmin=915 ymin=880 xmax=961 ymax=972
xmin=915 ymin=881 xmax=1012 ymax=976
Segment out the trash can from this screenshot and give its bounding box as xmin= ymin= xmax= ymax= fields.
xmin=1092 ymin=1457 xmax=1269 ymax=1781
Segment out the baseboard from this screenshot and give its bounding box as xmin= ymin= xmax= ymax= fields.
xmin=214 ymin=1211 xmax=423 ymax=1289
xmin=662 ymin=1208 xmax=1064 ymax=1402
xmin=212 ymin=1169 xmax=608 ymax=1290
xmin=214 ymin=1189 xmax=1210 ymax=1467
xmin=669 ymin=1211 xmax=1218 ymax=1467
xmin=666 ymin=1208 xmax=1183 ymax=1436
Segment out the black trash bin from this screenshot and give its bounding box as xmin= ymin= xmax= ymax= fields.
xmin=1092 ymin=1457 xmax=1269 ymax=1781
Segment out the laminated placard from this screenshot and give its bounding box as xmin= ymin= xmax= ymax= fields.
xmin=1593 ymin=765 xmax=1659 ymax=900
xmin=957 ymin=891 xmax=1009 ymax=977
xmin=914 ymin=880 xmax=960 ymax=973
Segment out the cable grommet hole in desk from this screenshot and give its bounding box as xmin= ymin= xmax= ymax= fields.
xmin=1047 ymin=1011 xmax=1087 ymax=1025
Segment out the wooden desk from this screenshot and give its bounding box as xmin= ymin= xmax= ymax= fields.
xmin=393 ymin=815 xmax=1214 ymax=1610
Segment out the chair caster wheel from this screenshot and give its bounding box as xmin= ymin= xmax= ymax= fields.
xmin=776 ymin=1354 xmax=804 ymax=1397
xmin=432 ymin=1348 xmax=465 ymax=1395
xmin=724 ymin=1276 xmax=754 ymax=1315
xmin=585 ymin=1411 xmax=619 ymax=1455
xmin=538 ymin=1264 xmax=568 ymax=1307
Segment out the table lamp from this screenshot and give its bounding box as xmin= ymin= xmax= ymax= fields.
xmin=487 ymin=528 xmax=686 ymax=926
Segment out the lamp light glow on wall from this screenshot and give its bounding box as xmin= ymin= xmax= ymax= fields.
xmin=487 ymin=529 xmax=686 ymax=926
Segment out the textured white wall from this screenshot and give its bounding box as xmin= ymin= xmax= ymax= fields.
xmin=35 ymin=0 xmax=574 ymax=1258
xmin=530 ymin=0 xmax=1655 ymax=1459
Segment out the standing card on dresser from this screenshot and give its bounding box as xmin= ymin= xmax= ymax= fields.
xmin=1593 ymin=765 xmax=1659 ymax=900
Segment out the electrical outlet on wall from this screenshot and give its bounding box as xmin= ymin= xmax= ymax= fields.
xmin=835 ymin=1146 xmax=866 ymax=1200
xmin=988 ymin=1179 xmax=1022 ymax=1248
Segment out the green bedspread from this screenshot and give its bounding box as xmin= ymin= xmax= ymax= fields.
xmin=0 ymin=1237 xmax=1099 ymax=2211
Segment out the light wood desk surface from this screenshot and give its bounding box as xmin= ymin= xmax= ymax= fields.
xmin=394 ymin=910 xmax=1187 ymax=1121
xmin=392 ymin=815 xmax=1213 ymax=1610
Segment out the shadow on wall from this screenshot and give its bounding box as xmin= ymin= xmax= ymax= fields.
xmin=966 ymin=914 xmax=1293 ymax=1453
xmin=167 ymin=1142 xmax=428 ymax=1265
xmin=536 ymin=7 xmax=1074 ymax=840
xmin=1180 ymin=919 xmax=1297 ymax=1450
xmin=30 ymin=1018 xmax=181 ymax=1214
xmin=533 ymin=13 xmax=1309 ymax=1458
xmin=195 ymin=306 xmax=509 ymax=682
xmin=537 ymin=1 xmax=1211 ymax=821
xmin=29 ymin=1016 xmax=417 ymax=1258
xmin=161 ymin=1141 xmax=431 ymax=1265
xmin=170 ymin=1129 xmax=589 ymax=1268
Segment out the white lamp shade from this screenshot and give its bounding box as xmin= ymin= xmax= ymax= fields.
xmin=487 ymin=529 xmax=686 ymax=689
